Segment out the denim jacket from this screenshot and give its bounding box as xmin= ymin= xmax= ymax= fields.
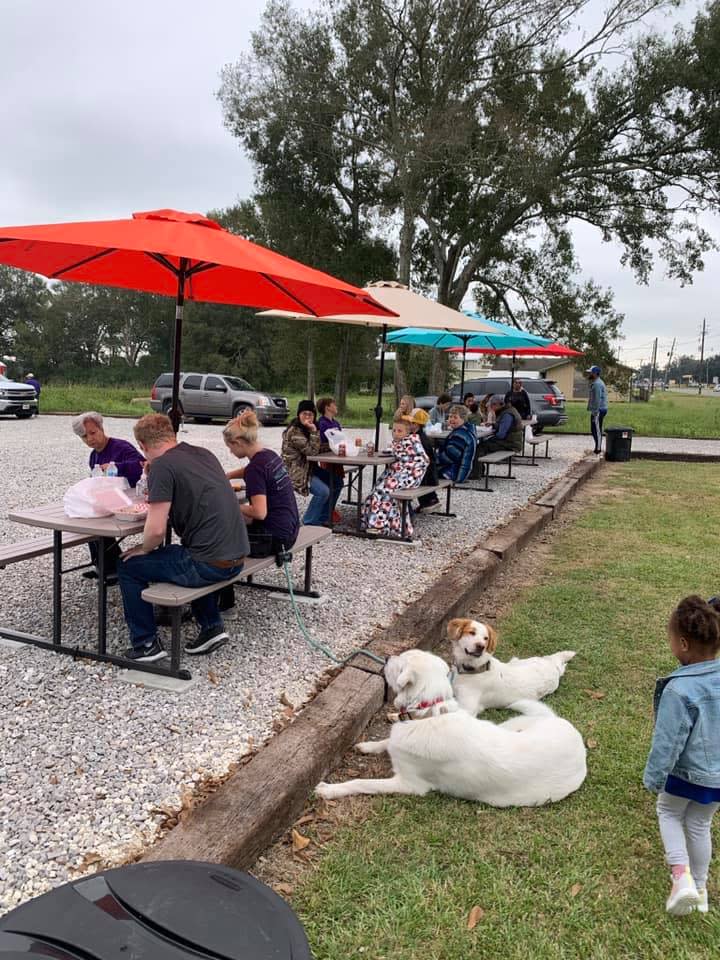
xmin=643 ymin=660 xmax=720 ymax=792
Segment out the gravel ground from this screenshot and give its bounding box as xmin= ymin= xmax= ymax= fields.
xmin=0 ymin=415 xmax=593 ymax=914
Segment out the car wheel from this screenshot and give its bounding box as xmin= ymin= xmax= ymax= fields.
xmin=533 ymin=425 xmax=544 ymax=434
xmin=193 ymin=416 xmax=211 ymax=424
xmin=232 ymin=403 xmax=251 ymax=418
xmin=162 ymin=399 xmax=173 ymax=414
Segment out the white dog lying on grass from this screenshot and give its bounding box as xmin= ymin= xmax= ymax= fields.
xmin=316 ymin=649 xmax=587 ymax=807
xmin=447 ymin=618 xmax=576 ymax=715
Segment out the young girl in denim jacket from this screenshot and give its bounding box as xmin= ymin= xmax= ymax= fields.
xmin=643 ymin=596 xmax=720 ymax=916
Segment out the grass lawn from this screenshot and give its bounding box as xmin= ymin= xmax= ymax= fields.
xmin=554 ymin=392 xmax=720 ymax=439
xmin=288 ymin=462 xmax=720 ymax=959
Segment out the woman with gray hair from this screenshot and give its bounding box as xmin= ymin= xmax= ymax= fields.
xmin=436 ymin=404 xmax=477 ymax=483
xmin=72 ymin=411 xmax=144 ymax=488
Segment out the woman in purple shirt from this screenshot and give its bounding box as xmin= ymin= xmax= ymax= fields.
xmin=71 ymin=411 xmax=145 ymax=487
xmin=316 ymin=396 xmax=344 ymax=523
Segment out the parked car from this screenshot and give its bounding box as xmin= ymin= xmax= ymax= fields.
xmin=0 ymin=374 xmax=38 ymax=418
xmin=150 ymin=372 xmax=288 ymax=425
xmin=415 ymin=375 xmax=568 ymax=431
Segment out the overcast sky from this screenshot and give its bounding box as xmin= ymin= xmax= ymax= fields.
xmin=1 ymin=0 xmax=717 ymax=369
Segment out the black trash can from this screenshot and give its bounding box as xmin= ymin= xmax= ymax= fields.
xmin=0 ymin=861 xmax=313 ymax=959
xmin=604 ymin=426 xmax=634 ymax=462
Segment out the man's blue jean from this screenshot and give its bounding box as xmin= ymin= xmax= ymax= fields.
xmin=303 ymin=471 xmax=342 ymax=526
xmin=117 ymin=545 xmax=242 ymax=649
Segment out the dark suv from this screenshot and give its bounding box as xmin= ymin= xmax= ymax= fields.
xmin=416 ymin=376 xmax=567 ymax=430
xmin=150 ymin=372 xmax=288 ymax=425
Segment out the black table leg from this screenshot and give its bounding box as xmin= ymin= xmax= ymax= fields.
xmin=52 ymin=529 xmax=62 ymax=647
xmin=97 ymin=537 xmax=107 ymax=655
xmin=355 ymin=466 xmax=365 ymax=532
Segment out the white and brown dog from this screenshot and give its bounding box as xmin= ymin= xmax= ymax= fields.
xmin=316 ymin=649 xmax=587 ymax=806
xmin=448 ymin=618 xmax=576 ymax=715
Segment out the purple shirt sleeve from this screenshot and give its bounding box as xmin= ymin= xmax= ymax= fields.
xmin=318 ymin=416 xmax=341 ymax=443
xmin=91 ymin=437 xmax=145 ymax=488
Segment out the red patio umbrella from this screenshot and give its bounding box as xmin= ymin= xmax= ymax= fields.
xmin=446 ymin=341 xmax=583 ymax=384
xmin=0 ymin=208 xmax=396 ymax=427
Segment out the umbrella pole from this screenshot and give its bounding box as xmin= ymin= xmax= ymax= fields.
xmin=374 ymin=324 xmax=387 ymax=451
xmin=170 ymin=259 xmax=188 ymax=434
xmin=510 ymin=351 xmax=516 ymax=386
xmin=460 ymin=339 xmax=467 ymax=398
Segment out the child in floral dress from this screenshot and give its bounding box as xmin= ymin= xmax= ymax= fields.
xmin=362 ymin=417 xmax=429 ymax=538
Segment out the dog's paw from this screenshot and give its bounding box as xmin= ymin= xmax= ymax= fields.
xmin=355 ymin=741 xmax=376 ymax=754
xmin=315 ymin=781 xmax=342 ymax=800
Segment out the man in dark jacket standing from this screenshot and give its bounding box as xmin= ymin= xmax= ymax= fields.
xmin=504 ymin=378 xmax=532 ymax=421
xmin=25 ymin=372 xmax=41 ymax=415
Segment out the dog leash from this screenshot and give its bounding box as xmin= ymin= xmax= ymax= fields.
xmin=277 ymin=551 xmax=387 ymax=676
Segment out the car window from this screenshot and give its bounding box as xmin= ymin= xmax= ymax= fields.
xmin=223 ymin=376 xmax=254 ymax=391
xmin=205 ymin=376 xmax=227 ymax=392
xmin=522 ymin=380 xmax=550 ymax=394
xmin=155 ymin=373 xmax=174 ymax=388
xmin=183 ymin=374 xmax=202 ymax=390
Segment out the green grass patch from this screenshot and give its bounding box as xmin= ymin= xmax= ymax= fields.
xmin=554 ymin=392 xmax=720 ymax=439
xmin=42 ymin=383 xmax=153 ymax=417
xmin=291 ymin=462 xmax=720 ymax=959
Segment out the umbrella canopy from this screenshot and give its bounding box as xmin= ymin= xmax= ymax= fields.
xmin=387 ymin=318 xmax=552 ymax=395
xmin=0 ymin=208 xmax=396 ymax=428
xmin=446 ymin=343 xmax=583 ymax=357
xmin=258 ymin=281 xmax=504 ymax=333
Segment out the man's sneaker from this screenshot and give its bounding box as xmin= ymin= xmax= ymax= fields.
xmin=695 ymin=887 xmax=709 ymax=913
xmin=185 ymin=625 xmax=229 ymax=655
xmin=666 ymin=868 xmax=699 ymax=916
xmin=124 ymin=640 xmax=167 ymax=663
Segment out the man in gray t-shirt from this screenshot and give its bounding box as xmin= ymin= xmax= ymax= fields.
xmin=116 ymin=414 xmax=250 ymax=662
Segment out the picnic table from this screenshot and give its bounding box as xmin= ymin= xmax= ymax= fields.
xmin=306 ymin=451 xmax=394 ymax=535
xmin=0 ymin=502 xmax=155 ymax=670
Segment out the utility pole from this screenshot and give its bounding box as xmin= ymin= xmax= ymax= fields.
xmin=665 ymin=337 xmax=676 ymax=388
xmin=699 ymin=318 xmax=707 ymax=395
xmin=649 ymin=337 xmax=658 ymax=394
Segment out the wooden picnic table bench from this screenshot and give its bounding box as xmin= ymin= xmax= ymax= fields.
xmin=460 ymin=449 xmax=515 ymax=492
xmin=520 ymin=429 xmax=552 ymax=464
xmin=388 ymin=478 xmax=454 ymax=542
xmin=0 ymin=532 xmax=93 ymax=569
xmin=141 ymin=525 xmax=333 ymax=673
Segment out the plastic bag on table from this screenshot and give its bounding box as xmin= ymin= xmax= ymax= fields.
xmin=325 ymin=428 xmax=351 ymax=455
xmin=63 ymin=476 xmax=132 ymax=518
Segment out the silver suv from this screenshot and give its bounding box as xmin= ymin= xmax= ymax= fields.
xmin=0 ymin=374 xmax=38 ymax=418
xmin=150 ymin=372 xmax=288 ymax=426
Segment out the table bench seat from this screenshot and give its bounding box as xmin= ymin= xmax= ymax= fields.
xmin=387 ymin=478 xmax=454 ymax=542
xmin=461 ymin=449 xmax=515 ymax=492
xmin=0 ymin=532 xmax=93 ymax=569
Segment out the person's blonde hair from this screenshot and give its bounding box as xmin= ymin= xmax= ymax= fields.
xmin=134 ymin=413 xmax=176 ymax=447
xmin=223 ymin=408 xmax=259 ymax=445
xmin=397 ymin=394 xmax=415 ymax=416
xmin=448 ymin=404 xmax=470 ymax=422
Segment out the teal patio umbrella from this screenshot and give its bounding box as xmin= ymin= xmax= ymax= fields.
xmin=386 ymin=315 xmax=553 ymax=395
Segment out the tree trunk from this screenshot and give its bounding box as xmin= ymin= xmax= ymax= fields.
xmin=429 ymin=350 xmax=449 ymax=395
xmin=306 ymin=324 xmax=316 ymax=399
xmin=393 ymin=202 xmax=416 ymax=402
xmin=334 ymin=326 xmax=351 ymax=413
xmin=393 ymin=350 xmax=410 ymax=406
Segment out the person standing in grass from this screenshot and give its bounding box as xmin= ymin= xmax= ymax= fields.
xmin=587 ymin=364 xmax=608 ymax=454
xmin=643 ymin=595 xmax=720 ymax=916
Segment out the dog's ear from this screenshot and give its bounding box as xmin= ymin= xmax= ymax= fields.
xmin=395 ymin=665 xmax=416 ymax=691
xmin=447 ymin=618 xmax=469 ymax=642
xmin=485 ymin=623 xmax=498 ymax=654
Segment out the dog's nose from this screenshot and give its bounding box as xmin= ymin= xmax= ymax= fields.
xmin=465 ymin=644 xmax=485 ymax=657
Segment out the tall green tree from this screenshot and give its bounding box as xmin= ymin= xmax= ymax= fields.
xmin=219 ymin=0 xmax=719 ymax=392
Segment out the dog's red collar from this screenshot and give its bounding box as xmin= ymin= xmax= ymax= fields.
xmin=388 ymin=697 xmax=453 ymax=723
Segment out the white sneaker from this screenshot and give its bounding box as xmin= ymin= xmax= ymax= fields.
xmin=695 ymin=887 xmax=709 ymax=913
xmin=666 ymin=868 xmax=699 ymax=916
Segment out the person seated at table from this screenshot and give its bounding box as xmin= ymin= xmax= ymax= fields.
xmin=71 ymin=411 xmax=145 ymax=582
xmin=462 ymin=392 xmax=483 ymax=427
xmin=406 ymin=408 xmax=440 ymax=511
xmin=117 ymin=413 xmax=250 ymax=662
xmin=395 ymin=394 xmax=416 ymax=419
xmin=362 ymin=415 xmax=429 ymax=538
xmin=476 ymin=394 xmax=524 ymax=455
xmin=504 ymin=378 xmax=532 ymax=421
xmin=436 ymin=404 xmax=477 ymax=483
xmin=72 ymin=411 xmax=144 ymax=487
xmin=282 ymin=400 xmax=333 ymax=527
xmin=479 ymin=393 xmax=495 ymax=424
xmin=219 ymin=409 xmax=300 ymax=611
xmin=316 ymin=396 xmax=345 ymax=523
xmin=429 ymin=392 xmax=452 ymax=427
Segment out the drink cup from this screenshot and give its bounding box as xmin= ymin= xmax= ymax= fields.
xmin=365 ymin=442 xmax=375 ymax=456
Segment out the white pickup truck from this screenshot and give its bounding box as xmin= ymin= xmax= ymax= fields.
xmin=0 ymin=374 xmax=38 ymax=418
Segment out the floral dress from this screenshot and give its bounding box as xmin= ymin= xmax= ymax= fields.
xmin=362 ymin=434 xmax=429 ymax=537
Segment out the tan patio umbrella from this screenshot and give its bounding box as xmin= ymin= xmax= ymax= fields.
xmin=259 ymin=280 xmax=502 ymax=445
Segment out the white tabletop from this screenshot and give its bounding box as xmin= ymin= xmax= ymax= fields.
xmin=306 ymin=452 xmax=394 ymax=467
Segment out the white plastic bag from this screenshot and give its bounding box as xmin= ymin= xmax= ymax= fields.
xmin=325 ymin=427 xmax=351 ymax=455
xmin=425 ymin=422 xmax=443 ymax=435
xmin=63 ymin=476 xmax=132 ymax=518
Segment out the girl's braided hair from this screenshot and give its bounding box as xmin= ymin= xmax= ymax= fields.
xmin=671 ymin=595 xmax=720 ymax=650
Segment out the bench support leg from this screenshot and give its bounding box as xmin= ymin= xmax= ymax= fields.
xmin=170 ymin=608 xmax=182 ymax=673
xmin=304 ymin=545 xmax=313 ymax=594
xmin=97 ymin=536 xmax=107 ymax=655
